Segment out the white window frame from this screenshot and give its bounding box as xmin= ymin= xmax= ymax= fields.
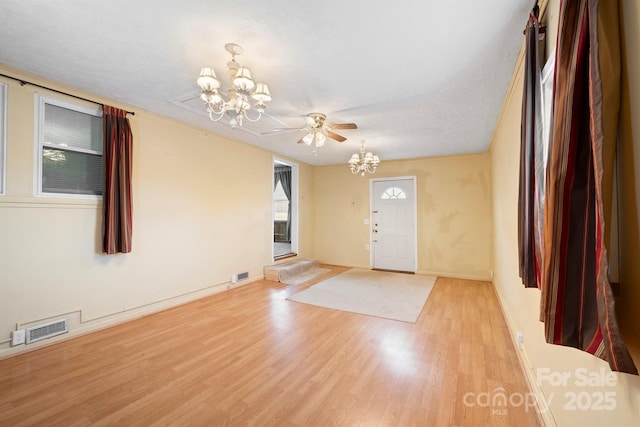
xmin=34 ymin=94 xmax=103 ymax=199
xmin=541 ymin=52 xmax=555 ymax=172
xmin=0 ymin=83 xmax=6 ymax=195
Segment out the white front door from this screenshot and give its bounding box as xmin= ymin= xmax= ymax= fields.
xmin=371 ymin=178 xmax=417 ymax=272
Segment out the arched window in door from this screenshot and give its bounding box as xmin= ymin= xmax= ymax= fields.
xmin=380 ymin=186 xmax=407 ymax=200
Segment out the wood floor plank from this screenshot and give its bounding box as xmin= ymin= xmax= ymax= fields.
xmin=0 ymin=267 xmax=541 ymax=426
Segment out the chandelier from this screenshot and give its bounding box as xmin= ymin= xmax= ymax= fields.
xmin=348 ymin=141 xmax=380 ymax=176
xmin=197 ymin=43 xmax=271 ymax=128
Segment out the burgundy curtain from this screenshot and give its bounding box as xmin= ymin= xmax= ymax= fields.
xmin=540 ymin=0 xmax=636 ymax=374
xmin=518 ymin=5 xmax=545 ymax=289
xmin=102 ymin=106 xmax=133 ymax=254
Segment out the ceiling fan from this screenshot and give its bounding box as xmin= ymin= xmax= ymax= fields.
xmin=263 ymin=112 xmax=357 ymax=147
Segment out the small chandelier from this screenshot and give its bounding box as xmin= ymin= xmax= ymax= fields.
xmin=197 ymin=43 xmax=271 ymax=128
xmin=348 ymin=141 xmax=380 ymax=176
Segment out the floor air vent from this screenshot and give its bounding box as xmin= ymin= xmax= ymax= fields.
xmin=26 ymin=318 xmax=69 ymax=344
xmin=231 ymin=271 xmax=249 ymax=284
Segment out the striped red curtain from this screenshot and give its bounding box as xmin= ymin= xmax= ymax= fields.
xmin=102 ymin=106 xmax=133 ymax=254
xmin=518 ymin=5 xmax=545 ymax=289
xmin=541 ymin=0 xmax=636 ymax=374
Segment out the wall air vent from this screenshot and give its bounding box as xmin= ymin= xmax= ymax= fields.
xmin=237 ymin=271 xmax=249 ymax=281
xmin=26 ymin=318 xmax=69 ymax=344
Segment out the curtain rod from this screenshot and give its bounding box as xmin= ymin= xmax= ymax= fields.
xmin=0 ymin=72 xmax=135 ymax=116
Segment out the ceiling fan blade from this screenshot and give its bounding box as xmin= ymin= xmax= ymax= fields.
xmin=326 ymin=130 xmax=347 ymax=142
xmin=328 ymin=123 xmax=357 ymax=130
xmin=261 ymin=127 xmax=304 ymax=135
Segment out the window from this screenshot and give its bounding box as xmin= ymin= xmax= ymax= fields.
xmin=36 ymin=95 xmax=103 ymax=197
xmin=381 ymin=186 xmax=407 ymax=200
xmin=0 ymin=83 xmax=6 ymax=195
xmin=273 ymin=180 xmax=289 ymax=221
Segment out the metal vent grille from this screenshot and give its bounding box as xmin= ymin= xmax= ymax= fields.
xmin=26 ymin=318 xmax=68 ymax=344
xmin=237 ymin=271 xmax=249 ymax=281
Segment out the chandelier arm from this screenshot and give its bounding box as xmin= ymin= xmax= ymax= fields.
xmin=207 ymin=108 xmax=225 ymax=122
xmin=207 ymin=103 xmax=226 ymax=115
xmin=242 ymin=109 xmax=263 ymax=122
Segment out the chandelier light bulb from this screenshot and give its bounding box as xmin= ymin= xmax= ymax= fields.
xmin=233 ymin=67 xmax=255 ymax=92
xmin=201 ymin=90 xmax=222 ymax=106
xmin=197 ymin=67 xmax=220 ymax=91
xmin=251 ymin=83 xmax=271 ymax=103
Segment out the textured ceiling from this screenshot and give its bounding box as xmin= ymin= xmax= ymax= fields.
xmin=0 ymin=0 xmax=531 ymax=166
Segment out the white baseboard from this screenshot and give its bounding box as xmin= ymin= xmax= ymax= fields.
xmin=491 ymin=282 xmax=557 ymax=427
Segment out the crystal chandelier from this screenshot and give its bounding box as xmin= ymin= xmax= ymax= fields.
xmin=197 ymin=43 xmax=271 ymax=128
xmin=348 ymin=141 xmax=380 ymax=176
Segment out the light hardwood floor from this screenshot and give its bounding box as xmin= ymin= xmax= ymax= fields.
xmin=0 ymin=266 xmax=541 ymax=426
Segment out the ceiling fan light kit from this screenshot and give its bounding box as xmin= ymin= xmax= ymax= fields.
xmin=263 ymin=112 xmax=357 ymax=148
xmin=197 ymin=43 xmax=271 ymax=128
xmin=303 ymin=131 xmax=326 ymax=147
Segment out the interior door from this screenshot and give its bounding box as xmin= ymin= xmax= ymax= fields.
xmin=371 ymin=178 xmax=417 ymax=272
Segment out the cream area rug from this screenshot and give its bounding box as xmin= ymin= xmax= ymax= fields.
xmin=286 ymin=268 xmax=437 ymax=323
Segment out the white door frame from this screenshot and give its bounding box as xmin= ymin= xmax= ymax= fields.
xmin=273 ymin=158 xmax=299 ymax=259
xmin=369 ymin=176 xmax=418 ymax=271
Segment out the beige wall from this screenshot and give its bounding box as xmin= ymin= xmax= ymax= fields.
xmin=294 ymin=160 xmax=316 ymax=257
xmin=490 ymin=1 xmax=640 ymax=425
xmin=314 ymin=154 xmax=493 ymax=279
xmin=618 ymin=0 xmax=640 ymax=359
xmin=0 ymin=67 xmax=315 ymax=357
